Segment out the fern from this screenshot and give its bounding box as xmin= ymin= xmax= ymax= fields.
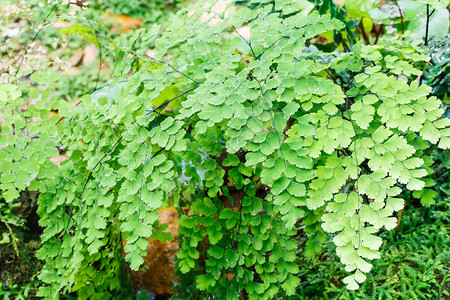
xmin=3 ymin=0 xmax=447 ymax=298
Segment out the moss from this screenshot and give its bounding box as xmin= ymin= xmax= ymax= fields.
xmin=0 ymin=231 xmax=42 ymax=287
xmin=0 ymin=191 xmax=43 ymax=298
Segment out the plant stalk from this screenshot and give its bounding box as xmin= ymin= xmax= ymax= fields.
xmin=425 ymin=4 xmax=430 ymax=46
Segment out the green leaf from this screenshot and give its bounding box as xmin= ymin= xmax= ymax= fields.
xmin=196 ymin=274 xmax=216 ymax=290
xmin=282 ymin=102 xmax=300 ymax=117
xmin=281 ymin=273 xmax=300 ymax=295
xmin=343 ymin=274 xmax=359 ymax=290
xmin=127 ymin=251 xmax=145 ymax=271
xmin=0 ymin=232 xmax=11 ymax=244
xmin=295 ymin=78 xmax=308 ymax=95
xmin=245 ymin=151 xmax=265 ymax=166
xmin=222 ymin=154 xmax=240 ymax=167
xmin=160 ymin=117 xmax=175 ymax=130
xmin=282 ymin=207 xmax=305 ymax=229
xmin=224 ymin=248 xmax=238 ymax=267
xmin=260 ymin=139 xmax=274 ymax=156
xmin=3 ymin=188 xmax=20 ymax=202
xmin=30 ymin=72 xmax=46 ymax=84
xmin=420 ymin=120 xmax=440 ymax=143
xmin=207 ymin=226 xmax=223 ymax=245
xmin=271 ymin=177 xmax=290 ymax=195
xmin=287 ymin=181 xmax=306 ymax=197
xmin=219 ymin=209 xmax=234 ymax=219
xmin=179 ymin=215 xmax=194 ymax=228
xmin=208 ymin=245 xmax=224 ymax=259
xmin=247 ymin=116 xmax=263 ymax=133
xmin=414 ymin=188 xmax=437 ymax=207
xmin=151 ymin=228 xmax=174 ymax=242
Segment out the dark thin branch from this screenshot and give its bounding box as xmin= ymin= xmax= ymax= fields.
xmin=138 ymin=104 xmax=166 ymax=203
xmin=146 ymin=85 xmax=199 ymax=116
xmin=256 ymin=35 xmax=284 ymax=60
xmin=392 ymin=1 xmax=404 ymax=35
xmin=425 ymin=4 xmax=430 ymax=46
xmin=429 ymin=8 xmax=436 ymax=17
xmin=91 ymin=31 xmax=102 ymax=93
xmin=333 ymin=1 xmax=359 ymax=31
xmin=77 ymin=135 xmax=123 ymax=222
xmin=55 ymin=78 xmax=150 ymax=126
xmin=374 ymin=24 xmax=383 ymax=45
xmin=232 ymin=25 xmax=256 ymax=59
xmin=251 ymin=75 xmax=287 ymax=166
xmin=358 ymin=17 xmax=369 ymax=45
xmin=433 ymin=168 xmax=449 ymax=179
xmin=340 ymin=32 xmax=351 ymax=52
xmin=37 ymin=6 xmax=50 ymax=23
xmin=144 ymin=55 xmax=200 ymax=85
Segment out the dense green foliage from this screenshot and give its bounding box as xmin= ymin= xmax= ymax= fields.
xmin=0 ymin=0 xmax=449 ymax=299
xmin=293 ymin=150 xmax=449 ymax=299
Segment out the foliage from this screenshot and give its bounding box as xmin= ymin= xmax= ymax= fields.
xmin=294 ymin=197 xmax=449 ymax=299
xmin=26 ymin=0 xmax=449 ymax=299
xmin=0 ymin=200 xmax=22 ymax=257
xmin=422 ymin=34 xmax=450 ymax=103
xmin=0 ymin=236 xmax=43 ymax=300
xmin=0 ymin=0 xmax=99 ymax=297
xmin=0 ymin=274 xmax=41 ymax=300
xmin=0 ymin=0 xmax=56 ymax=248
xmin=308 ymin=0 xmax=449 ymax=50
xmin=0 ymin=192 xmax=43 ymax=299
xmin=0 ymin=0 xmax=449 ymax=299
xmin=368 ymin=0 xmax=449 ymax=41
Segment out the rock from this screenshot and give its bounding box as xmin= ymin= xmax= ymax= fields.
xmin=82 ymin=44 xmax=97 ymax=65
xmin=102 ymin=13 xmax=143 ymax=33
xmin=126 ymin=207 xmax=179 ymax=297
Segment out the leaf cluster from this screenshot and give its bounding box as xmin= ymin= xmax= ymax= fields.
xmin=0 ymin=0 xmax=449 ymax=299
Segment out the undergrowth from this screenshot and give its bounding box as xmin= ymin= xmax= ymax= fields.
xmin=0 ymin=0 xmax=449 ymax=299
xmin=295 ymin=184 xmax=449 ymax=299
